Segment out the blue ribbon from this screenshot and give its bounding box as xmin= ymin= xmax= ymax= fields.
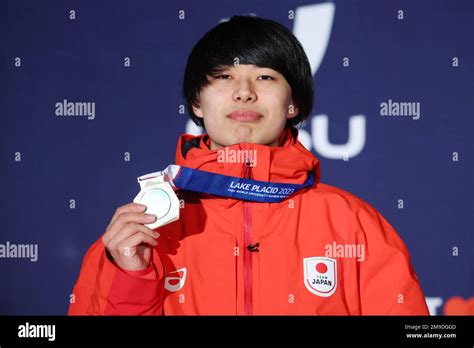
xmin=173 ymin=166 xmax=314 ymax=203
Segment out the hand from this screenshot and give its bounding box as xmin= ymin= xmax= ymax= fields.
xmin=102 ymin=203 xmax=160 ymax=271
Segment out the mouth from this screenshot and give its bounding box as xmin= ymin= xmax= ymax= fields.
xmin=227 ymin=109 xmax=263 ymax=122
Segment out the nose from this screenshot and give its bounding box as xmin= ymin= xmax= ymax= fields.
xmin=233 ymin=80 xmax=257 ymax=103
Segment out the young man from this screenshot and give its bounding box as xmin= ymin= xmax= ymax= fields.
xmin=69 ymin=16 xmax=429 ymax=315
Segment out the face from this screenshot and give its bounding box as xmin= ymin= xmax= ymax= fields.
xmin=192 ymin=64 xmax=299 ymax=150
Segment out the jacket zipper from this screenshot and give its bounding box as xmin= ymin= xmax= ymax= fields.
xmin=243 ymin=200 xmax=252 ymax=315
xmin=243 ymin=160 xmax=253 ymax=315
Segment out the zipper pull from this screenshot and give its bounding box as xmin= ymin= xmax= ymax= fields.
xmin=243 ymin=157 xmax=254 ymax=179
xmin=247 ymin=243 xmax=260 ymax=252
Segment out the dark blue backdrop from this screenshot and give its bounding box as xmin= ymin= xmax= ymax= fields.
xmin=1 ymin=0 xmax=472 ymax=315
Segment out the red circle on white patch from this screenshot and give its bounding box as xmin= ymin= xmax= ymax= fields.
xmin=316 ymin=262 xmax=328 ymax=274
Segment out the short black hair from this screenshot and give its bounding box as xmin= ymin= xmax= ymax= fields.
xmin=182 ymin=15 xmax=314 ymax=129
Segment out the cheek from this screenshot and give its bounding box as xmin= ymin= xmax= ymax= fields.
xmin=261 ymin=85 xmax=291 ymax=105
xmin=263 ymin=93 xmax=291 ymax=115
xmin=201 ymin=89 xmax=228 ymax=112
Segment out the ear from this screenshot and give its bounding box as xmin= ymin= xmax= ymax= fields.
xmin=192 ymin=105 xmax=203 ymax=118
xmin=192 ymin=102 xmax=204 ymax=118
xmin=192 ymin=95 xmax=204 ymax=118
xmin=287 ymin=99 xmax=299 ymax=119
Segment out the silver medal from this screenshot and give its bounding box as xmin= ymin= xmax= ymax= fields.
xmin=133 ymin=167 xmax=180 ymax=229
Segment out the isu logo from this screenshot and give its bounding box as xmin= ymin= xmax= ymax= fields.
xmin=303 ymin=257 xmax=337 ymax=297
xmin=164 ymin=267 xmax=187 ymax=292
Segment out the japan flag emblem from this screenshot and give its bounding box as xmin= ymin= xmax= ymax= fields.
xmin=303 ymin=257 xmax=337 ymax=297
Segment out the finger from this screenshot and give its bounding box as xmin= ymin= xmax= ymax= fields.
xmin=107 ymin=222 xmax=160 ymax=252
xmin=107 ymin=203 xmax=147 ymax=231
xmin=116 ymin=231 xmax=159 ymax=258
xmin=104 ymin=212 xmax=157 ymax=244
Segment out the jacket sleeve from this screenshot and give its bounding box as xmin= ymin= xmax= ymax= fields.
xmin=356 ymin=204 xmax=430 ymax=315
xmin=68 ymin=236 xmax=166 ymax=315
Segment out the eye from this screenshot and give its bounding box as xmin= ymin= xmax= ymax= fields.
xmin=258 ymin=75 xmax=274 ymax=81
xmin=216 ymin=74 xmax=231 ymax=80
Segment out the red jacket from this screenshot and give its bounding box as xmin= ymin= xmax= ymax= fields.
xmin=68 ymin=127 xmax=429 ymax=315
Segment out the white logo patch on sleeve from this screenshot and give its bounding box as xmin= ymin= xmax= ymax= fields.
xmin=164 ymin=267 xmax=187 ymax=292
